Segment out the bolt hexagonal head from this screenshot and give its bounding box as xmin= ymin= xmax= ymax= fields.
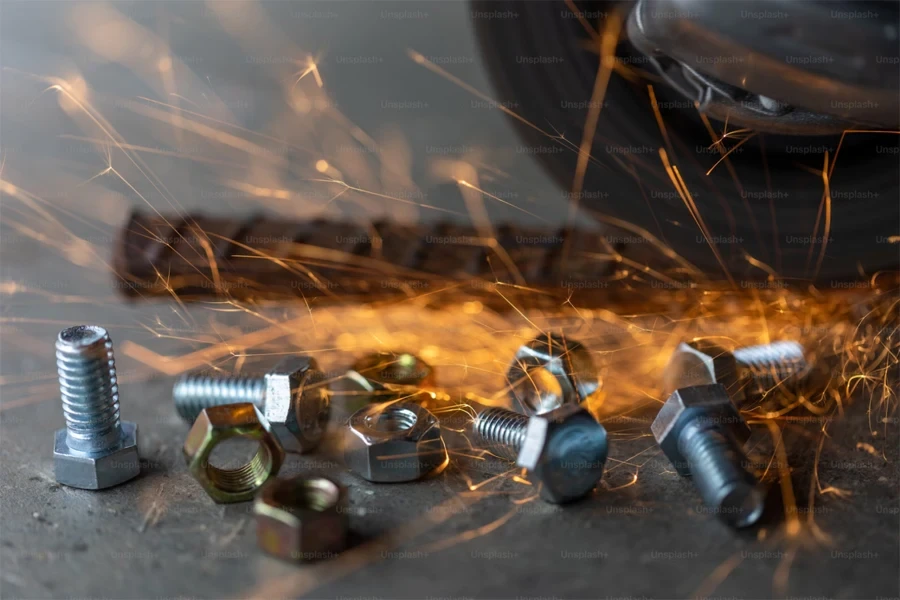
xmin=506 ymin=333 xmax=600 ymax=415
xmin=183 ymin=403 xmax=285 ymax=503
xmin=651 ymin=384 xmax=751 ymax=477
xmin=255 ymin=475 xmax=348 ymax=562
xmin=263 ymin=356 xmax=331 ymax=454
xmin=516 ymin=404 xmax=608 ymax=504
xmin=53 ymin=422 xmax=140 ymax=490
xmin=344 ymin=401 xmax=447 ymax=483
xmin=662 ymin=341 xmax=744 ymax=403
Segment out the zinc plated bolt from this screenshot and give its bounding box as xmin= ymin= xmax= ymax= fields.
xmin=663 ymin=340 xmax=808 ymax=404
xmin=652 ymin=383 xmax=765 ymax=528
xmin=173 ymin=356 xmax=330 ymax=453
xmin=53 ymin=325 xmax=141 ymax=490
xmin=470 ymin=403 xmax=608 ymax=504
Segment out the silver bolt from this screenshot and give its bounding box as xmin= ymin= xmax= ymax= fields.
xmin=53 ymin=325 xmax=140 ymax=489
xmin=470 ymin=403 xmax=608 ymax=504
xmin=172 ymin=356 xmax=330 ymax=453
xmin=663 ymin=340 xmax=808 ymax=404
xmin=652 ymin=384 xmax=765 ymax=528
xmin=733 ymin=340 xmax=808 ymax=395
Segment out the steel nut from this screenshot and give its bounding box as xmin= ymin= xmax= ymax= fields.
xmin=53 ymin=422 xmax=140 ymax=490
xmin=255 ymin=475 xmax=348 ymax=562
xmin=506 ymin=333 xmax=599 ymax=414
xmin=344 ymin=401 xmax=447 ymax=482
xmin=183 ymin=403 xmax=285 ymax=503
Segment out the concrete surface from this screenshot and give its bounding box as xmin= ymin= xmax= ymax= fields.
xmin=1 ymin=2 xmax=898 ymax=599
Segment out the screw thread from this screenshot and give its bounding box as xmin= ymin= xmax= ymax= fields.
xmin=472 ymin=407 xmax=530 ymax=461
xmin=678 ymin=419 xmax=764 ymax=527
xmin=173 ymin=375 xmax=266 ymax=422
xmin=734 ymin=341 xmax=808 ymax=393
xmin=56 ymin=326 xmax=122 ymax=453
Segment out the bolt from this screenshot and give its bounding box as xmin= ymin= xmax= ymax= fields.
xmin=471 ymin=403 xmax=608 ymax=504
xmin=173 ymin=356 xmax=330 ymax=453
xmin=652 ymin=384 xmax=765 ymax=528
xmin=53 ymin=325 xmax=140 ymax=489
xmin=663 ymin=340 xmax=808 ymax=404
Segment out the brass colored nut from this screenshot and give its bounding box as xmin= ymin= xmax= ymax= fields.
xmin=351 ymin=352 xmax=436 ymax=388
xmin=344 ymin=401 xmax=447 ymax=482
xmin=254 ymin=475 xmax=348 ymax=562
xmin=343 ymin=352 xmax=435 ymax=409
xmin=183 ymin=403 xmax=286 ymax=503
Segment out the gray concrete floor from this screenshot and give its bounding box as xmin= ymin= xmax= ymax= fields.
xmin=1 ymin=2 xmax=898 ymax=599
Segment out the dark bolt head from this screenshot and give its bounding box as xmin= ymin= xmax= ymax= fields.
xmin=516 ymin=404 xmax=608 ymax=504
xmin=651 ymin=384 xmax=751 ymax=477
xmin=662 ymin=341 xmax=744 ymax=404
xmin=264 ymin=356 xmax=330 ymax=453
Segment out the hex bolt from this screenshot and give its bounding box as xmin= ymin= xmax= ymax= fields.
xmin=652 ymin=384 xmax=765 ymax=528
xmin=663 ymin=340 xmax=808 ymax=404
xmin=470 ymin=403 xmax=608 ymax=504
xmin=173 ymin=356 xmax=330 ymax=453
xmin=732 ymin=340 xmax=808 ymax=394
xmin=53 ymin=325 xmax=140 ymax=490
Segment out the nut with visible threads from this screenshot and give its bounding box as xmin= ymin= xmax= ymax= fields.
xmin=472 ymin=403 xmax=608 ymax=504
xmin=173 ymin=356 xmax=330 ymax=454
xmin=183 ymin=403 xmax=285 ymax=503
xmin=255 ymin=475 xmax=348 ymax=562
xmin=344 ymin=401 xmax=447 ymax=482
xmin=53 ymin=325 xmax=141 ymax=490
xmin=652 ymin=384 xmax=765 ymax=528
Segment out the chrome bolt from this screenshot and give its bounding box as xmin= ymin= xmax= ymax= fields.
xmin=652 ymin=384 xmax=765 ymax=528
xmin=663 ymin=340 xmax=808 ymax=404
xmin=53 ymin=325 xmax=140 ymax=490
xmin=172 ymin=356 xmax=330 ymax=453
xmin=471 ymin=403 xmax=608 ymax=504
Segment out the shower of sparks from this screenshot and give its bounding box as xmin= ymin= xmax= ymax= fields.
xmin=0 ymin=3 xmax=897 ymax=599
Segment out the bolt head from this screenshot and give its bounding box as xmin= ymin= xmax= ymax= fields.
xmin=651 ymin=384 xmax=750 ymax=476
xmin=516 ymin=404 xmax=608 ymax=504
xmin=662 ymin=341 xmax=744 ymax=404
xmin=264 ymin=356 xmax=330 ymax=453
xmin=505 ymin=333 xmax=600 ymax=415
xmin=53 ymin=422 xmax=140 ymax=490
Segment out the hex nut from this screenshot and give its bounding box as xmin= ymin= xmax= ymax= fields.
xmin=255 ymin=475 xmax=348 ymax=562
xmin=661 ymin=341 xmax=743 ymax=403
xmin=651 ymin=384 xmax=751 ymax=477
xmin=352 ymin=351 xmax=436 ymax=387
xmin=505 ymin=333 xmax=599 ymax=414
xmin=343 ymin=352 xmax=436 ymax=406
xmin=344 ymin=401 xmax=447 ymax=482
xmin=53 ymin=422 xmax=141 ymax=490
xmin=263 ymin=356 xmax=331 ymax=453
xmin=183 ymin=403 xmax=286 ymax=503
xmin=516 ymin=404 xmax=608 ymax=504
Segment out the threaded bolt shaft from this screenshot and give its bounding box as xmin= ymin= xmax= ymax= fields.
xmin=173 ymin=375 xmax=266 ymax=422
xmin=677 ymin=418 xmax=765 ymax=528
xmin=734 ymin=341 xmax=808 ymax=394
xmin=472 ymin=407 xmax=530 ymax=461
xmin=56 ymin=325 xmax=123 ymax=454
